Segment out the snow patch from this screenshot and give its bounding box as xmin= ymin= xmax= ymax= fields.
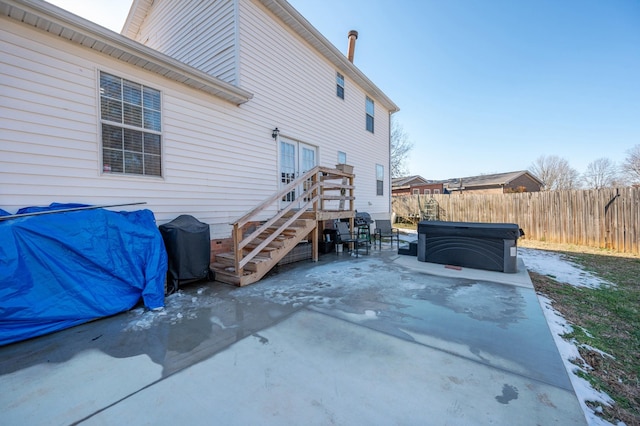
xmin=518 ymin=248 xmax=612 ymax=289
xmin=537 ymin=295 xmax=615 ymax=426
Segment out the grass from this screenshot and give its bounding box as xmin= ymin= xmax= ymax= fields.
xmin=519 ymin=240 xmax=640 ymax=426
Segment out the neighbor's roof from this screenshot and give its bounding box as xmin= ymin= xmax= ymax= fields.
xmin=0 ymin=0 xmax=254 ymax=105
xmin=392 ymin=175 xmax=431 ymax=187
xmin=122 ymin=0 xmax=399 ymax=113
xmin=441 ymin=170 xmax=543 ymax=189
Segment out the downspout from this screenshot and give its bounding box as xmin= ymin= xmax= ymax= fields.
xmin=388 ymin=111 xmax=392 ymax=220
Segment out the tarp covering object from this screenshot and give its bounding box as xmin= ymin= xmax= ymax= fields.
xmin=0 ymin=205 xmax=167 ymax=346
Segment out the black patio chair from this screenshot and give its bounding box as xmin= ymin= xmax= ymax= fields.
xmin=374 ymin=219 xmax=400 ymax=250
xmin=335 ymin=221 xmax=369 ymax=257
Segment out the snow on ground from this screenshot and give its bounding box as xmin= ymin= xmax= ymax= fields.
xmin=518 ymin=248 xmax=621 ymax=426
xmin=518 ymin=248 xmax=613 ymax=289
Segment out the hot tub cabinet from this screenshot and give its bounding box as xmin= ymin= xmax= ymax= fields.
xmin=417 ymin=221 xmax=521 ymax=273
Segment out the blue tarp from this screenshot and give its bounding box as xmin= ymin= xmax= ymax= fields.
xmin=0 ymin=205 xmax=167 ymax=346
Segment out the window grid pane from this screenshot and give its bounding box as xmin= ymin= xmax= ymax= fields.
xmin=99 ymin=71 xmax=162 ymax=177
xmin=366 ymin=97 xmax=375 ymax=133
xmin=366 ymin=97 xmax=375 ymax=115
xmin=336 ymin=72 xmax=345 ymax=99
xmin=376 ymin=164 xmax=384 ymax=196
xmin=338 ymin=151 xmax=347 ymax=164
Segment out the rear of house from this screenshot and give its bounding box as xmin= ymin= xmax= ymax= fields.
xmin=0 ymin=0 xmax=398 ymax=266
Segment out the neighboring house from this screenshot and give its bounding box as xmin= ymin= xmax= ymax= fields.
xmin=441 ymin=171 xmax=543 ymax=194
xmin=392 ymin=175 xmax=443 ymax=196
xmin=0 ymin=0 xmax=398 ymax=284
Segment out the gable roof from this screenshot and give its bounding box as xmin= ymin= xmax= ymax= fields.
xmin=440 ymin=170 xmax=543 ymax=189
xmin=0 ymin=0 xmax=253 ymax=105
xmin=122 ymin=0 xmax=399 ymax=113
xmin=392 ymin=175 xmax=430 ymax=188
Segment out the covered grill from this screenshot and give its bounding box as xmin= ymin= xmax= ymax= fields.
xmin=159 ymin=215 xmax=214 ymax=293
xmin=354 ymin=211 xmax=373 ymax=227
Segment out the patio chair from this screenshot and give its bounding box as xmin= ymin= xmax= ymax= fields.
xmin=335 ymin=221 xmax=369 ymax=257
xmin=374 ymin=219 xmax=400 ymax=250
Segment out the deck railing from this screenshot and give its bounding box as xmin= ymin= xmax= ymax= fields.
xmin=231 ymin=166 xmax=355 ymax=276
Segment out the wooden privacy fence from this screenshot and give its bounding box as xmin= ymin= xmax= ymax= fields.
xmin=392 ymin=187 xmax=639 ymax=255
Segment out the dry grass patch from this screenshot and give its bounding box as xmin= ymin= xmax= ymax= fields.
xmin=521 ymin=240 xmax=639 ymax=425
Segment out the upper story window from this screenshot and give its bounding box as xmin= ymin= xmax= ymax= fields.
xmin=336 ymin=72 xmax=345 ymax=99
xmin=99 ymin=71 xmax=162 ymax=176
xmin=376 ymin=164 xmax=384 ymax=196
xmin=338 ymin=151 xmax=347 ymax=164
xmin=366 ymin=96 xmax=375 ymax=133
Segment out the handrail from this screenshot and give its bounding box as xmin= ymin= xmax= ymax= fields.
xmin=230 ymin=165 xmax=354 ymax=276
xmin=231 ymin=166 xmax=352 ymax=228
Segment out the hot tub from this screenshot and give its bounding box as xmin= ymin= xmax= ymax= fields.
xmin=417 ymin=221 xmax=521 ymax=273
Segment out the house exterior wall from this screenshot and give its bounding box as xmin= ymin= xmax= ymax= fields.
xmin=131 ymin=0 xmax=238 ymax=85
xmin=0 ymin=0 xmax=393 ymax=238
xmin=392 ymin=183 xmax=443 ymax=196
xmin=237 ymin=0 xmax=392 ymax=220
xmin=127 ymin=0 xmax=392 ymax=219
xmin=1 ymin=17 xmax=270 ymax=238
xmin=453 ymin=187 xmax=504 ymax=195
xmin=505 ymin=174 xmax=542 ymax=192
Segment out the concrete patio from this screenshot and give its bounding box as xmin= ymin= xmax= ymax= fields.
xmin=0 ymin=246 xmax=586 ymax=425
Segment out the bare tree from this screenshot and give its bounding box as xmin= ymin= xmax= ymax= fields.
xmin=621 ymin=144 xmax=640 ymax=184
xmin=530 ymin=155 xmax=581 ymax=190
xmin=390 ymin=118 xmax=413 ymax=178
xmin=582 ymin=158 xmax=620 ymax=189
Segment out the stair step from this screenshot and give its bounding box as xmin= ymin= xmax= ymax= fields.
xmin=215 ymin=254 xmax=272 ymax=272
xmin=247 ymin=238 xmax=286 ymax=248
xmin=215 ymin=213 xmax=318 ymax=287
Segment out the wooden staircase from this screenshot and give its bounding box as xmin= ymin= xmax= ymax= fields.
xmin=211 ymin=217 xmax=316 ymax=286
xmin=211 ymin=166 xmax=355 ymax=286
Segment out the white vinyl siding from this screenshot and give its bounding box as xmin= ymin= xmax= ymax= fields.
xmin=131 ymin=0 xmax=238 ymax=84
xmin=238 ymin=0 xmax=391 ymax=217
xmin=0 ymin=18 xmax=274 ymax=238
xmin=1 ymin=0 xmax=394 ymax=234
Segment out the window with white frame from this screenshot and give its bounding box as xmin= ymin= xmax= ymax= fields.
xmin=366 ymin=96 xmax=374 ymax=132
xmin=100 ymin=71 xmax=162 ymax=176
xmin=424 ymin=189 xmax=431 ymax=195
xmin=376 ymin=164 xmax=384 ymax=196
xmin=434 ymin=189 xmax=440 ymax=194
xmin=338 ymin=151 xmax=347 ymax=164
xmin=336 ymin=72 xmax=345 ymax=99
xmin=413 ymin=189 xmax=419 ymax=195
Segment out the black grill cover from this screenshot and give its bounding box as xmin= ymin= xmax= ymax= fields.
xmin=159 ymin=215 xmax=211 ymax=292
xmin=355 ymin=212 xmax=373 ymax=226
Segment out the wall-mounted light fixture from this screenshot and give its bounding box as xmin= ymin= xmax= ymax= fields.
xmin=272 ymin=127 xmax=280 ymax=139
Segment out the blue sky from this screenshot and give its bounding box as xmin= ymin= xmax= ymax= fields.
xmin=48 ymin=0 xmax=640 ymax=180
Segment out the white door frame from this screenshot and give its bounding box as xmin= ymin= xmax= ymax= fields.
xmin=278 ymin=137 xmax=317 ymax=209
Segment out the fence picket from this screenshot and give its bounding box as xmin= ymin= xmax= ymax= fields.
xmin=392 ymin=187 xmax=639 ymax=255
